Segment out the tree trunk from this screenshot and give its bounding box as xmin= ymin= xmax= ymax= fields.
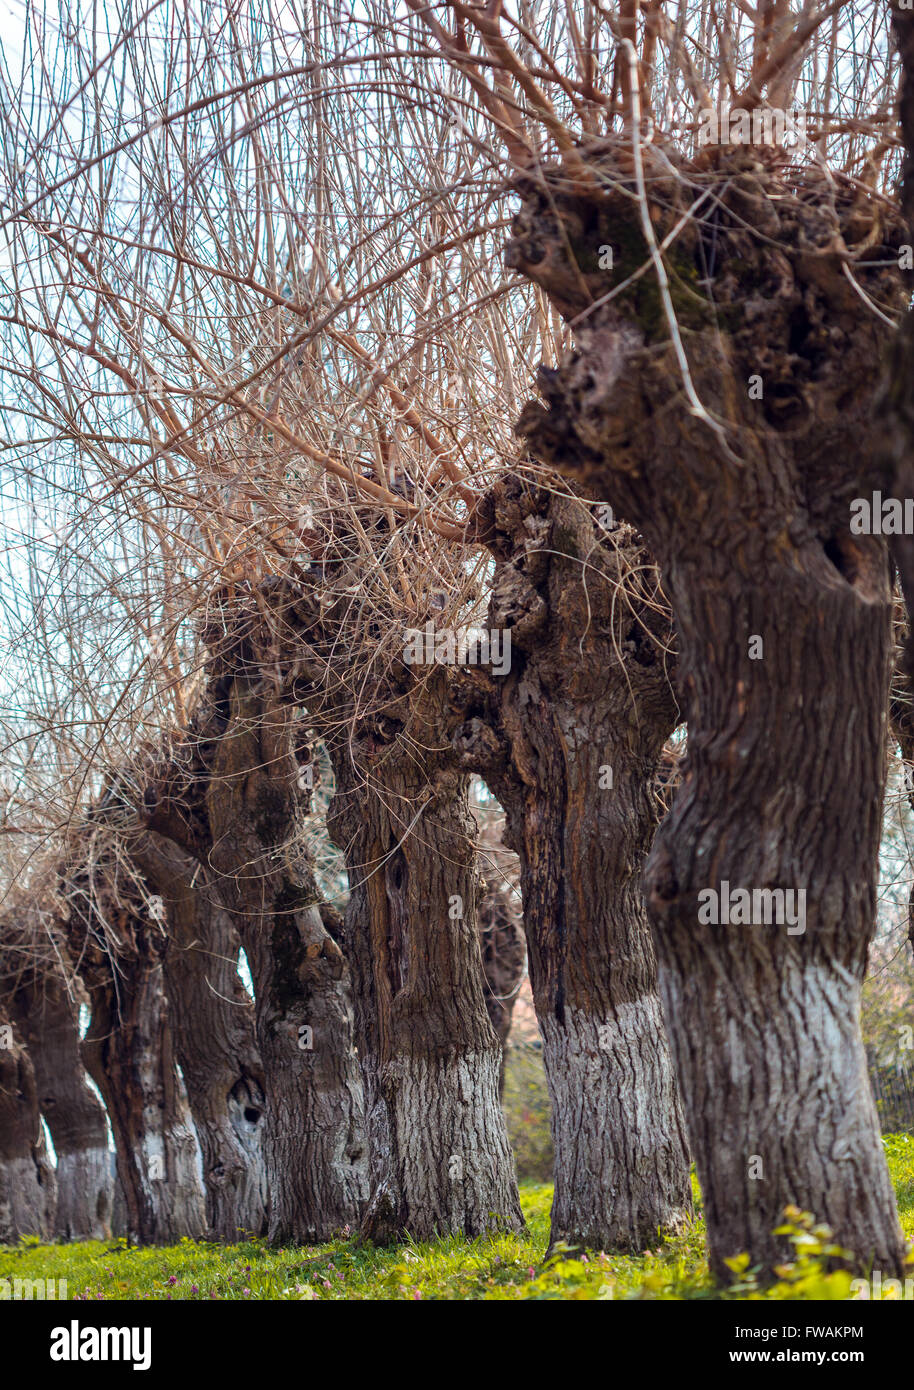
xmin=204 ymin=677 xmax=368 ymax=1244
xmin=884 ymin=5 xmax=914 ymax=958
xmin=10 ymin=978 xmax=112 ymax=1241
xmin=889 ymin=608 xmax=914 ymax=958
xmin=477 ymin=873 xmax=525 ymax=1097
xmin=181 ymin=576 xmax=522 ymax=1245
xmin=454 ymin=476 xmax=692 ymax=1252
xmin=127 ymin=831 xmax=269 ymax=1240
xmin=109 ymin=1151 xmax=128 ymax=1237
xmin=328 ymin=732 xmax=524 ymax=1244
xmin=0 ymin=1014 xmax=57 ymax=1241
xmin=507 ymin=150 xmax=907 ymax=1277
xmin=65 ymin=873 xmax=207 ymax=1245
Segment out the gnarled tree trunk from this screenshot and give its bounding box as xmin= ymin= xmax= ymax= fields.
xmin=477 ymin=872 xmax=525 ymax=1097
xmin=507 ymin=148 xmax=907 ymax=1277
xmin=0 ymin=1014 xmax=57 ymax=1241
xmin=454 ymin=476 xmax=691 ymax=1252
xmin=328 ymin=724 xmax=523 ymax=1243
xmin=65 ymin=862 xmax=207 ymax=1245
xmin=128 ymin=832 xmax=269 ymax=1240
xmin=203 ymin=676 xmax=368 ymax=1244
xmin=172 ymin=573 xmax=523 ymax=1245
xmin=10 ymin=976 xmax=112 ymax=1241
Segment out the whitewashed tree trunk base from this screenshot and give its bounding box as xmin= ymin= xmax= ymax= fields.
xmin=361 ymin=1049 xmax=523 ymax=1242
xmin=541 ymin=1002 xmax=692 ymax=1252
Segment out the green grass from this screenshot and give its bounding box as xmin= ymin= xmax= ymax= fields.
xmin=2 ymin=1134 xmax=912 ymax=1301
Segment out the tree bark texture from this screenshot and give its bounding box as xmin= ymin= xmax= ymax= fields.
xmin=10 ymin=974 xmax=112 ymax=1241
xmin=200 ymin=665 xmax=368 ymax=1244
xmin=0 ymin=1013 xmax=57 ymax=1241
xmin=453 ymin=474 xmax=692 ymax=1252
xmin=141 ymin=623 xmax=369 ymax=1244
xmin=327 ymin=732 xmax=524 ymax=1243
xmin=63 ymin=856 xmax=207 ymax=1244
xmin=128 ymin=831 xmax=269 ymax=1240
xmin=506 ymin=147 xmax=908 ymax=1277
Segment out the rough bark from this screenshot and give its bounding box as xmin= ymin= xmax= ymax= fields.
xmin=63 ymin=859 xmax=207 ymax=1244
xmin=327 ymin=732 xmax=524 ymax=1243
xmin=477 ymin=873 xmax=525 ymax=1096
xmin=127 ymin=832 xmax=269 ymax=1240
xmin=204 ymin=680 xmax=369 ymax=1244
xmin=0 ymin=1014 xmax=57 ymax=1241
xmin=141 ymin=622 xmax=370 ymax=1244
xmin=109 ymin=1151 xmax=128 ymax=1237
xmin=889 ymin=595 xmax=914 ymax=959
xmin=506 ymin=147 xmax=908 ymax=1278
xmin=885 ymin=4 xmax=914 ymax=965
xmin=171 ymin=570 xmax=524 ymax=1244
xmin=453 ymin=475 xmax=692 ymax=1252
xmin=10 ymin=976 xmax=112 ymax=1241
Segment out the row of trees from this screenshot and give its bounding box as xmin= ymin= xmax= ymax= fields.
xmin=0 ymin=0 xmax=913 ymax=1282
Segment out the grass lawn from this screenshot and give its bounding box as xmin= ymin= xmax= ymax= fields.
xmin=2 ymin=1133 xmax=912 ymax=1302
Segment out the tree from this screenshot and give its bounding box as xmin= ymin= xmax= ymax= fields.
xmin=141 ymin=604 xmax=370 ymax=1244
xmin=326 ymin=689 xmax=524 ymax=1243
xmin=454 ymin=472 xmax=691 ymax=1252
xmin=187 ymin=566 xmax=524 ymax=1244
xmin=3 ymin=920 xmax=113 ymax=1241
xmin=512 ymin=147 xmax=907 ymax=1282
xmin=0 ymin=1011 xmax=57 ymax=1241
xmin=62 ymin=831 xmax=207 ymax=1244
xmin=125 ymin=830 xmax=269 ymax=1240
xmin=402 ymin=0 xmax=909 ymax=1279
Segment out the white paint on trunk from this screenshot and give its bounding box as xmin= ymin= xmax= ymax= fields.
xmin=0 ymin=1156 xmax=54 ymax=1242
xmin=54 ymin=1146 xmax=113 ymax=1240
xmin=658 ymin=953 xmax=904 ymax=1277
xmin=539 ymin=1000 xmax=691 ymax=1251
xmin=364 ymin=1047 xmax=523 ymax=1241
